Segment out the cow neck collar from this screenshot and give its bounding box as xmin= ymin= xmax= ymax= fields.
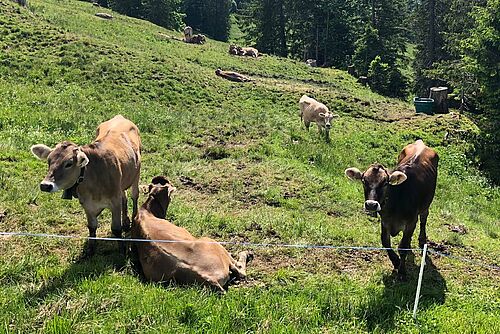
xmin=61 ymin=167 xmax=86 ymax=200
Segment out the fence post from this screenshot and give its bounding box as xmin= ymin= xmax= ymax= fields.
xmin=413 ymin=243 xmax=428 ymax=320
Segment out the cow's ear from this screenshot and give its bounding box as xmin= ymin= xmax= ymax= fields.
xmin=31 ymin=144 xmax=53 ymax=160
xmin=345 ymin=167 xmax=363 ymax=181
xmin=76 ymin=149 xmax=89 ymax=168
xmin=389 ymin=171 xmax=407 ymax=185
xmin=168 ymin=185 xmax=177 ymax=197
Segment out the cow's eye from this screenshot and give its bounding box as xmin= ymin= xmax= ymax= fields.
xmin=64 ymin=161 xmax=73 ymax=169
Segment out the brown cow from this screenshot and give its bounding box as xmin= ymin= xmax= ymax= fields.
xmin=345 ymin=140 xmax=438 ymax=280
xmin=31 ymin=115 xmax=141 ymax=255
xmin=237 ymin=46 xmax=259 ymax=57
xmin=132 ymin=176 xmax=253 ymax=292
xmin=215 ymin=68 xmax=253 ymax=82
xmin=228 ymin=44 xmax=238 ymax=55
xmin=191 ymin=34 xmax=206 ymax=44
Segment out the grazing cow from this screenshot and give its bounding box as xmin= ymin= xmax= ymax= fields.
xmin=183 ymin=26 xmax=193 ymax=43
xmin=237 ymin=46 xmax=259 ymax=58
xmin=132 ymin=176 xmax=253 ymax=292
xmin=299 ymin=95 xmax=337 ymax=141
xmin=344 ymin=140 xmax=439 ymax=280
xmin=31 ymin=115 xmax=141 ymax=256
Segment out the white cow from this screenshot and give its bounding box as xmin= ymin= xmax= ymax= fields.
xmin=299 ymin=95 xmax=337 ymax=141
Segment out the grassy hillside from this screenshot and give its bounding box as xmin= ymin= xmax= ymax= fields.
xmin=0 ymin=0 xmax=499 ymax=333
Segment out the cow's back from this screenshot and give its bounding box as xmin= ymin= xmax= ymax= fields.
xmin=390 ymin=140 xmax=438 ymax=214
xmin=299 ymin=95 xmax=328 ymax=118
xmin=95 ymin=115 xmax=141 ymax=151
xmin=92 ymin=115 xmax=141 ymax=190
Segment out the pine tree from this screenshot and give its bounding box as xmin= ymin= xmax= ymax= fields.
xmin=143 ymin=0 xmax=184 ymax=29
xmin=184 ymin=0 xmax=232 ymax=41
xmin=107 ymin=0 xmax=143 ymax=17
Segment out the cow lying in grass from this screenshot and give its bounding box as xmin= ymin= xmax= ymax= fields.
xmin=228 ymin=45 xmax=259 ymax=57
xmin=132 ymin=176 xmax=253 ymax=292
xmin=215 ymin=68 xmax=253 ymax=82
xmin=31 ymin=115 xmax=141 ymax=256
xmin=299 ymin=95 xmax=338 ymax=141
xmin=345 ymin=140 xmax=439 ymax=280
xmin=183 ymin=26 xmax=206 ymax=44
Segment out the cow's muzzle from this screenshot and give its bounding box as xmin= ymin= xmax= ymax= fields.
xmin=364 ymin=200 xmax=381 ymax=212
xmin=40 ymin=181 xmax=57 ymax=193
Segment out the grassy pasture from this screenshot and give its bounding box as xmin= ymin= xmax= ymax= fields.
xmin=0 ymin=0 xmax=499 ymax=333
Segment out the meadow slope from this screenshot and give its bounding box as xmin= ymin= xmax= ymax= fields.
xmin=0 ymin=0 xmax=499 ymax=333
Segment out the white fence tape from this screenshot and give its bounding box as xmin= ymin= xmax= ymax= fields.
xmin=0 ymin=231 xmax=498 ymax=271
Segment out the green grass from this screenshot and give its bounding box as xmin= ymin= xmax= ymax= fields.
xmin=0 ymin=0 xmax=499 ymax=333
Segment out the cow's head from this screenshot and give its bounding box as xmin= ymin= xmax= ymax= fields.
xmin=319 ymin=110 xmax=338 ymax=130
xmin=345 ymin=164 xmax=407 ymax=213
xmin=146 ymin=176 xmax=176 ymax=219
xmin=31 ymin=141 xmax=89 ymax=193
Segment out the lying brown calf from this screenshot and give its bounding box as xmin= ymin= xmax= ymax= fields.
xmin=132 ymin=176 xmax=252 ymax=291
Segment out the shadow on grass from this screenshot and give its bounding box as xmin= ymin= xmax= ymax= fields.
xmin=360 ymin=253 xmax=446 ymax=332
xmin=23 ymin=239 xmax=129 ymax=304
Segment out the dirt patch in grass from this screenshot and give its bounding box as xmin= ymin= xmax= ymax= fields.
xmin=179 ymin=175 xmax=220 ymax=194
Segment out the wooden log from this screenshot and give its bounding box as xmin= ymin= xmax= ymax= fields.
xmin=429 ymin=86 xmax=448 ymax=114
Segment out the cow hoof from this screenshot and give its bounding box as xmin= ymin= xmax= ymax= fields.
xmin=239 ymin=251 xmax=254 ymax=263
xmin=83 ymin=246 xmax=96 ymax=259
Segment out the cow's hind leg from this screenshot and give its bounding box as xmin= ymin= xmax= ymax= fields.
xmin=381 ymin=225 xmax=400 ymax=270
xmin=131 ymin=173 xmax=140 ymax=220
xmin=230 ymin=251 xmax=254 ymax=280
xmin=418 ymin=209 xmax=429 ymax=248
xmin=121 ymin=192 xmax=131 ymax=232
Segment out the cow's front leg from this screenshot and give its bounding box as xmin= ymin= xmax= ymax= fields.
xmin=397 ymin=220 xmax=417 ymax=280
xmin=381 ymin=224 xmax=400 ymax=270
xmin=325 ymin=128 xmax=331 ymax=143
xmin=111 ymin=199 xmax=125 ymax=254
xmin=84 ymin=210 xmax=98 ymax=257
xmin=316 ymin=123 xmax=323 ymax=134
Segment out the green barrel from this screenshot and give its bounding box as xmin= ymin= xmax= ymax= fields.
xmin=413 ymin=97 xmax=434 ymax=114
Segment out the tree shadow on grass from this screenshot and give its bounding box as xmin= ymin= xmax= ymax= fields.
xmin=23 ymin=239 xmax=130 ymax=304
xmin=360 ymin=253 xmax=447 ymax=332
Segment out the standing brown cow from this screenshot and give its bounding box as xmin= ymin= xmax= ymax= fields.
xmin=31 ymin=115 xmax=141 ymax=255
xmin=345 ymin=140 xmax=438 ymax=280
